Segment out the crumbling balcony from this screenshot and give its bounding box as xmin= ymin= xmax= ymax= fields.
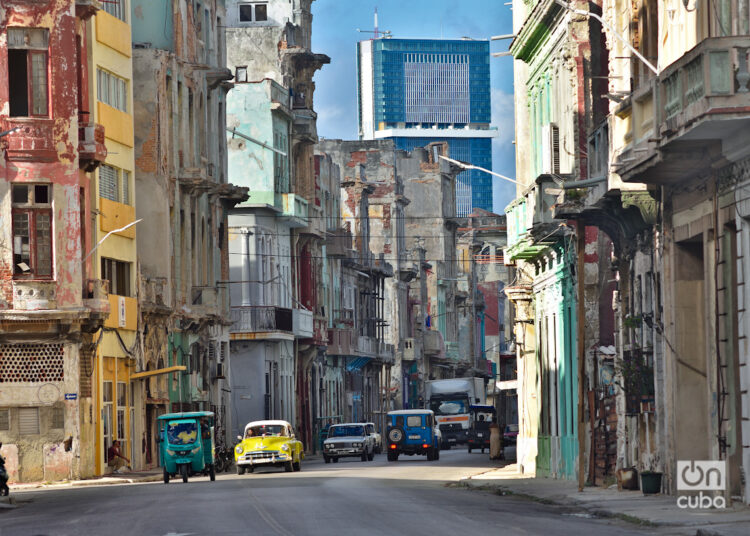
xmin=83 ymin=278 xmax=110 ymax=315
xmin=505 ymin=174 xmax=565 ymax=263
xmin=327 ymin=328 xmax=354 ymax=355
xmin=615 ymin=37 xmax=750 ymax=184
xmin=325 ymin=228 xmax=353 ymax=258
xmin=230 ymin=305 xmax=293 ymax=337
xmin=1 ymin=119 xmax=56 ymax=162
xmin=78 ymin=122 xmax=107 ymax=171
xmin=423 ymin=329 xmax=444 ymax=357
xmin=293 ymin=307 xmax=313 ymax=338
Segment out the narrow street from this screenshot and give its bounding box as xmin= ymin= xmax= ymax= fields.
xmin=1 ymin=450 xmax=674 ymax=536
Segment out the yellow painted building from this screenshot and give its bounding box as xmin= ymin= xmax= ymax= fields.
xmin=87 ymin=1 xmax=139 ymax=475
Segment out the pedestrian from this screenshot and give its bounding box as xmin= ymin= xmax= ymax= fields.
xmin=107 ymin=440 xmax=131 ymax=473
xmin=489 ymin=418 xmax=503 ymax=460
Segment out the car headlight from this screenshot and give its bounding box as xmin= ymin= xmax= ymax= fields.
xmin=191 ymin=446 xmax=201 ymax=454
xmin=325 ymin=443 xmax=333 ymax=450
xmin=166 ymin=449 xmax=176 ymax=456
xmin=353 ymin=442 xmax=362 ymax=448
xmin=235 ymin=445 xmax=244 ymax=455
xmin=281 ymin=444 xmax=290 ymax=451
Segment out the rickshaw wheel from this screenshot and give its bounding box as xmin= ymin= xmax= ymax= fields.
xmin=163 ymin=467 xmax=169 ymax=484
xmin=209 ymin=464 xmax=216 ymax=481
xmin=180 ymin=464 xmax=189 ymax=483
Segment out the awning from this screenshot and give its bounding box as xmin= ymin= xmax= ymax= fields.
xmin=346 ymin=356 xmax=372 ymax=372
xmin=495 ymin=379 xmax=518 ymax=391
xmin=130 ymin=365 xmax=187 ymax=380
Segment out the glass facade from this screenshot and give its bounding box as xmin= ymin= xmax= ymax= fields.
xmin=359 ymin=39 xmax=493 ymax=216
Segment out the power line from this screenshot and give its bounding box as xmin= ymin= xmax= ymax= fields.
xmin=227 ymin=251 xmax=506 ymax=264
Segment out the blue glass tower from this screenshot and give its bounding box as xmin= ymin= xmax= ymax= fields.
xmin=357 ymin=38 xmax=494 ymax=215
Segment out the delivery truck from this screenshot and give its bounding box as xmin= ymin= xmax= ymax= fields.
xmin=425 ymin=377 xmax=485 ymax=448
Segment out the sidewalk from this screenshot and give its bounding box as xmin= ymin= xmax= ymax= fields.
xmin=461 ymin=465 xmax=750 ymax=536
xmin=1 ymin=468 xmax=163 ymax=503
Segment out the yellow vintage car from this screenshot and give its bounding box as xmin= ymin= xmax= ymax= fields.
xmin=234 ymin=420 xmax=304 ymax=474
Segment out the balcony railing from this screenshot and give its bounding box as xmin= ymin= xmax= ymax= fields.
xmin=474 ymin=254 xmax=504 ymax=265
xmin=616 ymin=37 xmax=750 ymax=182
xmin=292 ymin=308 xmax=313 ymax=338
xmin=230 ymin=306 xmax=293 ymax=333
xmin=280 ymin=193 xmax=309 ymax=228
xmin=333 ymin=308 xmax=354 ymax=326
xmin=325 ymin=228 xmax=353 ymax=258
xmin=505 ymin=175 xmax=563 ymax=261
xmin=327 ymin=328 xmax=354 ymax=355
xmin=2 ymin=119 xmax=56 ymax=162
xmin=423 ymin=329 xmax=444 ymax=356
xmin=357 ymin=336 xmax=377 ymax=356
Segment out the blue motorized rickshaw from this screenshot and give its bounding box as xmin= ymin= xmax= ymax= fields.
xmin=157 ymin=411 xmax=216 ymax=484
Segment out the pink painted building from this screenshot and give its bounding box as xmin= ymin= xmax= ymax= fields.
xmin=0 ymin=0 xmax=107 ymax=482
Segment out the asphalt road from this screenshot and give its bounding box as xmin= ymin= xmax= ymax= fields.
xmin=0 ymin=449 xmax=675 ymax=536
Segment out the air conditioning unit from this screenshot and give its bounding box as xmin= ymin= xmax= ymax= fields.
xmin=541 ymin=123 xmax=560 ymax=174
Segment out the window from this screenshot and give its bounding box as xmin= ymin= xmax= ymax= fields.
xmin=101 ymin=258 xmax=132 ymax=296
xmin=99 ymin=164 xmax=130 ymax=204
xmin=12 ymin=184 xmax=52 ymax=278
xmin=19 ymin=407 xmax=40 ymax=435
xmin=0 ymin=409 xmax=9 ymax=431
xmin=235 ymin=66 xmax=248 ymax=82
xmin=51 ymin=406 xmax=64 ymax=429
xmin=406 ymin=415 xmax=422 ymax=427
xmin=101 ymin=0 xmax=127 ymax=22
xmin=97 ymin=69 xmax=127 ymax=112
xmin=239 ymin=2 xmax=267 ymax=22
xmin=7 ymin=28 xmax=49 ymax=117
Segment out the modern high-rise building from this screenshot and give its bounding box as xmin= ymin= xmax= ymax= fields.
xmin=357 ymin=38 xmax=495 ymax=216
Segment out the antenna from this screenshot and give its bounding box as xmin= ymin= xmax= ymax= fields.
xmin=356 ymin=6 xmax=392 ymax=39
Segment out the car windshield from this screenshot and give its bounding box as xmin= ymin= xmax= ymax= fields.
xmin=329 ymin=425 xmax=364 ymax=437
xmin=167 ymin=421 xmax=198 ymax=445
xmin=246 ymin=424 xmax=286 ymax=438
xmin=430 ymin=399 xmax=468 ymax=415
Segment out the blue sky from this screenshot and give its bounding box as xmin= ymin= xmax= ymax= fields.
xmin=310 ymin=0 xmax=516 ymax=213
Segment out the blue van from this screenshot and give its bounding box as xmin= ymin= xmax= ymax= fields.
xmin=386 ymin=409 xmax=441 ymax=461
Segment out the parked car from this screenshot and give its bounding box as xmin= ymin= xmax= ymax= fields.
xmin=323 ymin=423 xmax=375 ymax=463
xmin=364 ymin=422 xmax=382 ymax=454
xmin=234 ymin=420 xmax=303 ymax=474
xmin=386 ymin=409 xmax=441 ymax=461
xmin=503 ymin=423 xmax=518 ymax=445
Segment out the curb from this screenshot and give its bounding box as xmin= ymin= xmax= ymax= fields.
xmin=9 ymin=473 xmax=163 ymax=492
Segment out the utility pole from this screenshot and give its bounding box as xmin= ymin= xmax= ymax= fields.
xmin=417 ymin=240 xmax=428 ymax=408
xmin=576 ymin=222 xmax=587 ymax=492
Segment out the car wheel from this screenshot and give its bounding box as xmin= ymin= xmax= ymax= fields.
xmin=468 ymin=445 xmax=472 ymax=453
xmin=285 ymin=461 xmax=294 ymax=472
xmin=332 ymin=457 xmax=339 ymax=463
xmin=237 ymin=465 xmax=245 ymax=475
xmin=427 ymin=447 xmax=435 ymax=461
xmin=481 ymin=448 xmax=485 ymax=454
xmin=324 ymin=455 xmax=330 ymax=464
xmin=361 ymin=450 xmax=368 ymax=462
xmin=387 ymin=451 xmax=398 ymax=462
xmin=163 ymin=467 xmax=169 ymax=484
xmin=367 ymin=449 xmax=374 ymax=461
xmin=209 ymin=464 xmax=216 ymax=482
xmin=436 ymin=447 xmax=440 ymax=460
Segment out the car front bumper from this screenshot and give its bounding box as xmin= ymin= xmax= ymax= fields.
xmin=236 ymin=451 xmax=291 ymax=466
xmin=324 ymin=447 xmax=365 ymax=457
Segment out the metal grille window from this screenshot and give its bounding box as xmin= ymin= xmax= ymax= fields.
xmin=0 ymin=343 xmax=64 ymax=383
xmin=7 ymin=28 xmax=49 ymax=117
xmin=11 ymin=183 xmax=52 ymax=278
xmin=51 ymin=406 xmax=64 ymax=429
xmin=0 ymin=409 xmax=9 ymax=431
xmin=101 ymin=0 xmax=127 ymax=22
xmin=19 ymin=407 xmax=40 ymax=435
xmin=97 ymin=68 xmax=127 ymax=112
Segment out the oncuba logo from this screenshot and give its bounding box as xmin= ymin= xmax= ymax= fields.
xmin=676 ymin=461 xmax=726 ymax=509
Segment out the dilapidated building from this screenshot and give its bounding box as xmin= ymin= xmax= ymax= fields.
xmin=131 ymin=0 xmax=247 ymax=460
xmin=0 ymin=0 xmax=108 ymax=482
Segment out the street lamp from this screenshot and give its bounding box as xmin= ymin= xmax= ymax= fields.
xmin=83 ymin=219 xmax=142 ymax=262
xmin=438 ymin=155 xmax=521 ymax=186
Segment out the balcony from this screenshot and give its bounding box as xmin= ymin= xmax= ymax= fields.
xmin=78 ymin=122 xmax=107 ymax=171
xmin=356 ymin=335 xmax=377 ymax=357
xmin=423 ymin=329 xmax=444 ymax=357
xmin=333 ymin=308 xmax=354 ymax=327
xmin=402 ymin=338 xmax=416 ymax=361
xmin=12 ymin=280 xmax=58 ymax=311
xmin=279 ymin=193 xmax=309 ymax=228
xmin=377 ymin=341 xmax=395 ymax=364
xmin=230 ymin=306 xmax=293 ymax=339
xmin=83 ymin=278 xmax=110 ymax=315
xmin=1 ymin=119 xmax=56 ymax=162
xmin=615 ymin=37 xmax=750 ymax=184
xmin=325 ymin=228 xmax=353 ymax=258
xmin=505 ymin=174 xmax=565 ymax=263
xmin=190 ymin=286 xmax=220 ymax=315
xmin=327 ymin=328 xmax=354 ymax=355
xmin=292 ymin=307 xmax=313 ymax=338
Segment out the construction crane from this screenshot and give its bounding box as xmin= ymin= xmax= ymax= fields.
xmin=356 ymin=7 xmax=392 ymax=39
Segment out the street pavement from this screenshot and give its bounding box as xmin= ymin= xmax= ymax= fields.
xmin=0 ymin=448 xmax=687 ymax=536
